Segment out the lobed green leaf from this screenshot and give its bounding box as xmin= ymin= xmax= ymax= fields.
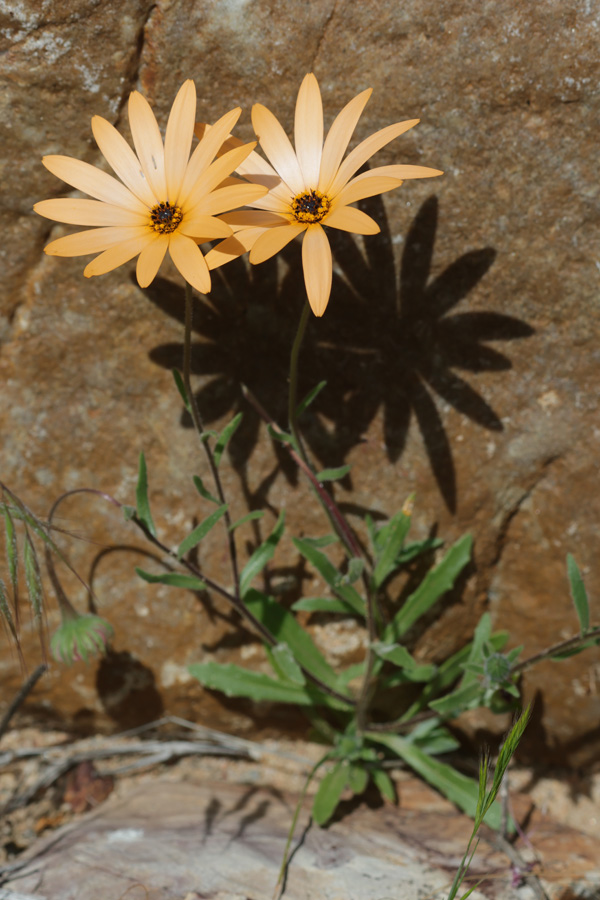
xmin=189 ymin=661 xmax=324 ymax=706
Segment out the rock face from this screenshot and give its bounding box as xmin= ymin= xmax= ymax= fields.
xmin=0 ymin=1 xmax=599 ymax=763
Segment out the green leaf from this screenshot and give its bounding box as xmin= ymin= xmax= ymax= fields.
xmin=293 ymin=537 xmax=365 ymax=616
xmin=193 ymin=475 xmax=220 ymax=506
xmin=0 ymin=578 xmax=18 ymax=642
xmin=240 ymin=510 xmax=285 ymax=596
xmin=567 ymin=553 xmax=589 ymax=636
xmin=268 ymin=642 xmax=306 ymax=686
xmin=339 ymin=556 xmax=365 ymax=586
xmin=136 ymin=452 xmax=156 ymax=537
xmin=229 ymin=510 xmax=265 ymax=532
xmin=189 ymin=662 xmax=321 ymax=705
xmin=172 ymin=369 xmax=190 ymax=411
xmin=243 ymin=588 xmax=351 ymax=700
xmin=214 ymin=412 xmax=243 ymax=466
xmin=297 ymin=534 xmax=338 ymax=548
xmin=369 ymin=732 xmax=501 ymax=828
xmin=312 ymin=761 xmax=349 ymax=826
xmin=428 ymin=682 xmax=483 ymax=717
xmin=372 ymin=508 xmax=412 ymax=589
xmin=384 ymin=534 xmax=472 ymax=641
xmin=177 ymin=504 xmax=228 ymax=559
xmin=371 ymin=767 xmax=396 ymax=802
xmin=3 ymin=504 xmax=18 ymax=595
xmin=408 ymin=720 xmax=460 ymax=755
xmin=267 ymin=424 xmax=293 ymax=444
xmin=136 ymin=567 xmax=207 ymax=591
xmin=315 ymin=465 xmax=352 ymax=482
xmin=23 ymin=536 xmax=43 ymax=624
xmin=296 ymin=380 xmax=327 ymax=417
xmin=348 ymin=763 xmax=369 ymax=795
xmin=291 ymin=596 xmax=358 ymax=614
xmin=122 ymin=504 xmax=136 ymax=522
xmin=372 ymin=641 xmax=436 ymax=681
xmin=396 ymin=537 xmax=443 ymax=565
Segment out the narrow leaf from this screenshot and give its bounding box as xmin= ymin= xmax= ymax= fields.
xmin=567 ymin=554 xmax=589 ymax=636
xmin=193 ymin=475 xmax=220 ymax=506
xmin=428 ymin=682 xmax=483 ymax=717
xmin=214 ymin=412 xmax=242 ymax=466
xmin=0 ymin=578 xmax=18 ymax=642
xmin=23 ymin=536 xmax=43 ymax=624
xmin=312 ymin=761 xmax=349 ymax=825
xmin=372 ymin=508 xmax=412 ymax=589
xmin=372 ymin=641 xmax=436 ymax=681
xmin=296 ymin=380 xmax=327 ymax=417
xmin=371 ymin=767 xmax=396 ymax=802
xmin=177 ymin=504 xmax=228 ymax=559
xmin=384 ymin=534 xmax=472 ymax=641
xmin=348 ymin=763 xmax=369 ymax=795
xmin=189 ymin=661 xmax=320 ymax=705
xmin=291 ymin=596 xmax=358 ymax=614
xmin=229 ymin=510 xmax=265 ymax=532
xmin=3 ymin=504 xmax=18 ymax=595
xmin=136 ymin=567 xmax=207 ymax=591
xmin=172 ymin=369 xmax=191 ymax=411
xmin=315 ymin=465 xmax=352 ymax=482
xmin=136 ymin=452 xmax=156 ymax=537
xmin=243 ymin=588 xmax=351 ymax=698
xmin=268 ymin=642 xmax=306 ymax=686
xmin=267 ymin=425 xmax=294 ymax=444
xmin=369 ymin=732 xmax=500 ymax=828
xmin=293 ymin=537 xmax=365 ymax=615
xmin=240 ymin=510 xmax=285 ymax=596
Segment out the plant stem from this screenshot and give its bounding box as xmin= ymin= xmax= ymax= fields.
xmin=288 ymin=300 xmax=310 ymax=463
xmin=183 ymin=281 xmax=240 ymax=601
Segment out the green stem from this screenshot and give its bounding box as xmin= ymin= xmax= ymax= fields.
xmin=183 ymin=281 xmax=240 ymax=601
xmin=288 ymin=300 xmax=311 ymax=463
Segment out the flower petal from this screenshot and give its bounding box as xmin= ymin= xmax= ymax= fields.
xmin=331 ymin=173 xmax=403 ymax=207
xmin=44 ymin=226 xmax=149 ymax=257
xmin=128 ymin=90 xmax=167 ymax=201
xmin=302 ymin=224 xmax=332 ymax=317
xmin=136 ymin=233 xmax=169 ymax=287
xmin=180 ymin=107 xmax=242 ymax=203
xmin=42 ymin=156 xmax=147 ymax=213
xmin=251 ymin=103 xmax=305 ymax=195
xmin=294 ymin=73 xmax=323 ymax=189
xmin=328 ymin=120 xmax=420 ymax=197
xmin=219 ymin=210 xmax=287 ymax=231
xmin=182 ymin=142 xmax=260 ymax=212
xmin=178 ymin=215 xmax=233 ymax=239
xmin=249 ymin=222 xmax=306 ymax=264
xmin=318 ymin=88 xmax=372 ymax=193
xmin=164 ymin=80 xmax=197 ymax=204
xmin=91 ymin=115 xmax=156 ymax=207
xmin=367 ymin=163 xmax=444 ymax=179
xmin=324 ymin=205 xmax=380 ymax=234
xmin=168 ymin=231 xmax=211 ymax=293
xmin=34 ymin=198 xmax=149 ymax=226
xmin=192 ymin=183 xmax=269 ymax=216
xmin=205 ymin=228 xmax=266 ymax=270
xmin=83 ymin=232 xmax=153 ymax=277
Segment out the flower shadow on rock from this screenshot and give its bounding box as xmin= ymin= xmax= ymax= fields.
xmin=315 ymin=193 xmax=535 ymax=512
xmin=142 ymin=194 xmax=534 ymax=512
xmin=142 ymin=244 xmax=351 ymax=488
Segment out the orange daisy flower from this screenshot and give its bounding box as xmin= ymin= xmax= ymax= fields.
xmin=34 ymin=81 xmax=267 ymax=294
xmin=205 ymin=73 xmax=443 ymax=316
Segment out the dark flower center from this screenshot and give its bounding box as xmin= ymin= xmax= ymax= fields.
xmin=150 ymin=201 xmax=183 ymax=234
xmin=291 ymin=189 xmax=331 ymax=224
